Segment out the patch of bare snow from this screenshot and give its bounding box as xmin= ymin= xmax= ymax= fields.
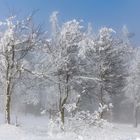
xmin=0 ymin=116 xmax=140 ymax=140
xmin=0 ymin=124 xmax=25 ymax=140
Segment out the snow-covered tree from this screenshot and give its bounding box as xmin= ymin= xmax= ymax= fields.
xmin=125 ymin=48 xmax=140 ymax=127
xmin=78 ymin=27 xmax=126 ymax=119
xmin=0 ymin=15 xmax=41 ymax=124
xmin=44 ymin=12 xmax=84 ymax=125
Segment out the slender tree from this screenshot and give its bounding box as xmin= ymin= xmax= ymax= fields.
xmin=0 ymin=15 xmax=41 ymax=124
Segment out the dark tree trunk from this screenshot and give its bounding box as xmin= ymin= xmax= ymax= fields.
xmin=60 ymin=108 xmax=65 ymax=125
xmin=5 ymin=61 xmax=11 ymax=124
xmin=133 ymin=101 xmax=138 ymax=128
xmin=58 ymin=73 xmax=69 ymax=126
xmin=5 ymin=45 xmax=15 ymax=124
xmin=5 ymin=94 xmax=11 ymax=124
xmin=100 ymin=85 xmax=105 ymax=119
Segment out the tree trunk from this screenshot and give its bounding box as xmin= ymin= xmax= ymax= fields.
xmin=4 ymin=44 xmax=15 ymax=124
xmin=58 ymin=73 xmax=69 ymax=126
xmin=100 ymin=85 xmax=105 ymax=119
xmin=60 ymin=108 xmax=65 ymax=125
xmin=133 ymin=101 xmax=138 ymax=128
xmin=5 ymin=73 xmax=12 ymax=124
xmin=5 ymin=94 xmax=11 ymax=124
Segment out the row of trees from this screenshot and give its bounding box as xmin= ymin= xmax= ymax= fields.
xmin=0 ymin=12 xmax=139 ymax=127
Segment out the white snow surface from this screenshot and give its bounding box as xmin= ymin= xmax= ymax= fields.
xmin=0 ymin=115 xmax=139 ymax=140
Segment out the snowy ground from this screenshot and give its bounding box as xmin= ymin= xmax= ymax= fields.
xmin=0 ymin=115 xmax=139 ymax=140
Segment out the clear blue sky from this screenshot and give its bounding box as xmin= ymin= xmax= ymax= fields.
xmin=0 ymin=0 xmax=140 ymax=45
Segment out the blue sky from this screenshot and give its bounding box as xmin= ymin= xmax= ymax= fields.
xmin=0 ymin=0 xmax=140 ymax=45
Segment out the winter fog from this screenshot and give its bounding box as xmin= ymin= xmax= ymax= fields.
xmin=0 ymin=0 xmax=140 ymax=140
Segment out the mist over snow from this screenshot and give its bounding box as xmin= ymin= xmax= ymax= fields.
xmin=0 ymin=0 xmax=139 ymax=139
